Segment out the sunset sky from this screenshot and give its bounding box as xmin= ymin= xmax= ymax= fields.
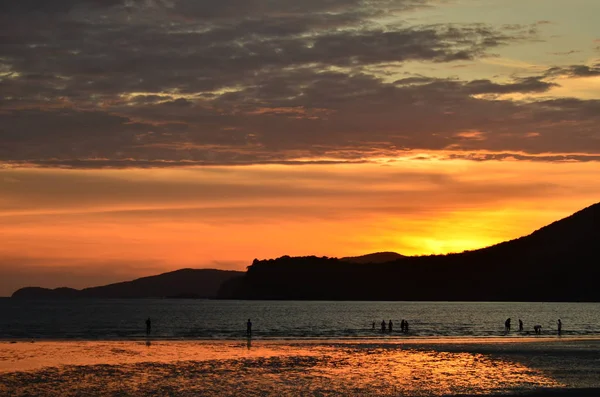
xmin=1 ymin=0 xmax=599 ymax=295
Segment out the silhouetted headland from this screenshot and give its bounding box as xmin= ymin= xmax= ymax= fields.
xmin=219 ymin=202 xmax=600 ymax=301
xmin=12 ymin=269 xmax=243 ymax=299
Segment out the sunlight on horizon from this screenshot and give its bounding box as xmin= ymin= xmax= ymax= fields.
xmin=2 ymin=158 xmax=599 ymax=291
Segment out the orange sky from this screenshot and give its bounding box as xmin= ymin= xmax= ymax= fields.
xmin=2 ymin=157 xmax=600 ymax=295
xmin=1 ymin=0 xmax=600 ymax=295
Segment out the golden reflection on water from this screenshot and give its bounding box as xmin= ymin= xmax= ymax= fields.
xmin=321 ymin=347 xmax=557 ymax=396
xmin=0 ymin=340 xmax=561 ymax=396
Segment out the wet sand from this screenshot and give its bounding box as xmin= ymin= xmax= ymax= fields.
xmin=1 ymin=338 xmax=599 ymax=396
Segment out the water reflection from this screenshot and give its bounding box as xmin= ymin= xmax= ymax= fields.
xmin=323 ymin=347 xmax=557 ymax=396
xmin=0 ymin=340 xmax=563 ymax=396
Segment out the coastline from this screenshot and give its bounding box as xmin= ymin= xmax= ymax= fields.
xmin=3 ymin=336 xmax=600 ymax=372
xmin=2 ymin=337 xmax=600 ymax=396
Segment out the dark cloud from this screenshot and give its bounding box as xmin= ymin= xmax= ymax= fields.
xmin=2 ymin=66 xmax=600 ymax=166
xmin=0 ymin=0 xmax=431 ymax=18
xmin=0 ymin=0 xmax=126 ymax=14
xmin=1 ymin=20 xmax=531 ymax=99
xmin=544 ymin=64 xmax=600 ymax=78
xmin=156 ymin=0 xmax=431 ymax=20
xmin=1 ymin=159 xmax=370 ymax=169
xmin=0 ymin=0 xmax=599 ymax=167
xmin=463 ymin=77 xmax=556 ymax=94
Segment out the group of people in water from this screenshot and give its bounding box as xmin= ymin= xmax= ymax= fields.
xmin=373 ymin=319 xmax=409 ymax=333
xmin=143 ymin=317 xmax=564 ymax=337
xmin=504 ymin=318 xmax=563 ymax=335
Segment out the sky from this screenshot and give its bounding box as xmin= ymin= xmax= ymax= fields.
xmin=1 ymin=0 xmax=599 ymax=296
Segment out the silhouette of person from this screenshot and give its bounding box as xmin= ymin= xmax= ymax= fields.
xmin=247 ymin=319 xmax=252 ymax=337
xmin=534 ymin=325 xmax=542 ymax=335
xmin=557 ymin=319 xmax=562 ymax=336
xmin=400 ymin=319 xmax=406 ymax=333
xmin=381 ymin=320 xmax=386 ymax=333
xmin=518 ymin=319 xmax=523 ymax=332
xmin=372 ymin=321 xmax=376 ymax=330
xmin=388 ymin=320 xmax=393 ymax=333
xmin=504 ymin=318 xmax=511 ymax=333
xmin=145 ymin=317 xmax=151 ymax=336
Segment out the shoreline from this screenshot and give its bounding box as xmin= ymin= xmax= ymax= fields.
xmin=2 ymin=338 xmax=600 ymax=396
xmin=2 ymin=336 xmax=600 ymax=371
xmin=1 ymin=335 xmax=598 ymax=343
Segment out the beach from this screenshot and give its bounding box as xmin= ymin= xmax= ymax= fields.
xmin=1 ymin=338 xmax=599 ymax=396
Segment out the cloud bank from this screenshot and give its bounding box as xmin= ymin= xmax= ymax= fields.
xmin=1 ymin=0 xmax=599 ymax=167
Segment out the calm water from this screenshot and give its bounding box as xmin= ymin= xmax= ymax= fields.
xmin=1 ymin=299 xmax=599 ymax=340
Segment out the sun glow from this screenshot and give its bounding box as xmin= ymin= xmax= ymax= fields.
xmin=2 ymin=158 xmax=600 ymax=294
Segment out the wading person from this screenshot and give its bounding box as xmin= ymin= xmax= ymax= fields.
xmin=558 ymin=319 xmax=562 ymax=336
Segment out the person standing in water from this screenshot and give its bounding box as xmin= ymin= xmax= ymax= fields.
xmin=381 ymin=320 xmax=386 ymax=333
xmin=145 ymin=317 xmax=151 ymax=336
xmin=518 ymin=319 xmax=523 ymax=332
xmin=504 ymin=318 xmax=511 ymax=333
xmin=246 ymin=319 xmax=252 ymax=337
xmin=557 ymin=319 xmax=562 ymax=335
xmin=388 ymin=320 xmax=393 ymax=333
xmin=372 ymin=321 xmax=376 ymax=330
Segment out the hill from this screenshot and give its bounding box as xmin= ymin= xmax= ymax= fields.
xmin=219 ymin=202 xmax=600 ymax=301
xmin=12 ymin=269 xmax=243 ymax=299
xmin=340 ymin=252 xmax=405 ymax=264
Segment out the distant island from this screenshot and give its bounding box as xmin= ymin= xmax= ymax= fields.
xmin=12 ymin=269 xmax=243 ymax=299
xmin=12 ymin=202 xmax=600 ymax=301
xmin=11 ymin=254 xmax=397 ymax=299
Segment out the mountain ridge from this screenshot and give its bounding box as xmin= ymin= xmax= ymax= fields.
xmin=340 ymin=252 xmax=405 ymax=264
xmin=221 ymin=202 xmax=600 ymax=301
xmin=12 ymin=268 xmax=244 ymax=299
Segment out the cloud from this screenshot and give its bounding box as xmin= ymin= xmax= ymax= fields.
xmin=463 ymin=77 xmax=556 ymax=94
xmin=548 ymin=50 xmax=581 ymax=56
xmin=1 ymin=0 xmax=599 ymax=168
xmin=544 ymin=64 xmax=600 ymax=78
xmin=2 ymin=66 xmax=600 ymax=167
xmin=0 ymin=0 xmax=126 ymax=14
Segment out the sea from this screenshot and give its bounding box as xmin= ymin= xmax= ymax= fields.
xmin=1 ymin=299 xmax=599 ymax=340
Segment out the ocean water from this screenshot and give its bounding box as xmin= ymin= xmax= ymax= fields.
xmin=1 ymin=299 xmax=599 ymax=340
